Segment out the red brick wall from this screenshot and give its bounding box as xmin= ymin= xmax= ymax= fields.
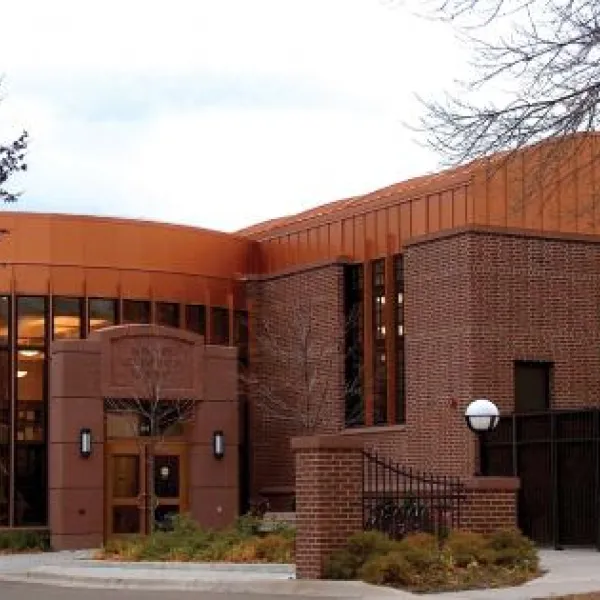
xmin=249 ymin=228 xmax=600 ymax=501
xmin=246 ymin=262 xmax=347 ymax=503
xmin=335 ymin=229 xmax=600 ymax=480
xmin=462 ymin=478 xmax=520 ymax=535
xmin=336 ymin=233 xmax=477 ymax=477
xmin=292 ymin=436 xmax=363 ymax=580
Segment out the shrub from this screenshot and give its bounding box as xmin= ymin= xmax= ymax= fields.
xmin=486 ymin=528 xmax=539 ymax=570
xmin=234 ymin=514 xmax=264 ymax=538
xmin=324 ymin=527 xmax=540 ymax=593
xmin=396 ymin=532 xmax=440 ymax=569
xmin=359 ymin=552 xmax=418 ymax=587
xmin=324 ymin=549 xmax=361 ymax=580
xmin=223 ymin=541 xmax=259 ymax=562
xmin=254 ymin=534 xmax=294 ymax=563
xmin=0 ymin=530 xmax=50 ymax=552
xmin=445 ymin=530 xmax=493 ymax=568
xmin=325 ymin=531 xmax=397 ymax=579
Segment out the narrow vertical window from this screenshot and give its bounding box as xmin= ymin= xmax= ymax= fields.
xmin=234 ymin=311 xmax=249 ymax=367
xmin=89 ymin=298 xmax=118 ymax=332
xmin=185 ymin=305 xmax=206 ymax=338
xmin=53 ymin=297 xmax=83 ymax=339
xmin=344 ymin=264 xmax=364 ymax=427
xmin=394 ymin=255 xmax=405 ymax=423
xmin=122 ymin=300 xmax=150 ymax=324
xmin=372 ymin=259 xmax=387 ymax=425
xmin=15 ymin=296 xmax=48 ymax=526
xmin=211 ymin=307 xmax=229 ymax=345
xmin=156 ymin=302 xmax=180 ymax=328
xmin=0 ymin=296 xmax=10 ymax=526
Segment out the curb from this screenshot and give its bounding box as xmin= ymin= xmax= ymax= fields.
xmin=0 ymin=570 xmax=412 ymax=598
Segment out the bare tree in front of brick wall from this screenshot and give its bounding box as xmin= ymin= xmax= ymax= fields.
xmin=244 ymin=297 xmax=363 ymax=436
xmin=105 ymin=337 xmax=200 ymax=534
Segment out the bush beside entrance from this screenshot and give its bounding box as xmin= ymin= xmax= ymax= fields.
xmin=325 ymin=528 xmax=540 ymax=593
xmin=0 ymin=530 xmax=50 ymax=553
xmin=96 ymin=514 xmax=295 ymax=563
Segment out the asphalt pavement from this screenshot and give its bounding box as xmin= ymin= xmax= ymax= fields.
xmin=0 ymin=581 xmax=352 ymax=600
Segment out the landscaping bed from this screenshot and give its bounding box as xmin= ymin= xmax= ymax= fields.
xmin=0 ymin=529 xmax=50 ymax=554
xmin=96 ymin=514 xmax=295 ymax=563
xmin=325 ymin=528 xmax=541 ymax=593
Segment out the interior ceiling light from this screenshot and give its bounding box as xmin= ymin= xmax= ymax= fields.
xmin=18 ymin=350 xmax=40 ymax=358
xmin=17 ymin=370 xmax=27 ymax=378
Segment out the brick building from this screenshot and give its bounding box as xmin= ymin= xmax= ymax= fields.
xmin=0 ymin=134 xmax=599 ymax=547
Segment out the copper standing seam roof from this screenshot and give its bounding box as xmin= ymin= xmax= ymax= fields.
xmin=236 ymin=132 xmax=600 ymax=240
xmin=236 ymin=160 xmax=480 ymax=239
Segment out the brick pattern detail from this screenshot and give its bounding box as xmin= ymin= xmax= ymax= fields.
xmin=246 ymin=263 xmax=346 ymax=504
xmin=462 ymin=488 xmax=519 ymax=535
xmin=293 ymin=439 xmax=363 ymax=579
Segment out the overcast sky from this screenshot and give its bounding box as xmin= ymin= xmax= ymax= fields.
xmin=0 ymin=0 xmax=466 ymax=232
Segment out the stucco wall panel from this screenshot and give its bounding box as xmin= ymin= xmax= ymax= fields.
xmin=0 ymin=213 xmax=253 ymax=301
xmin=13 ymin=264 xmax=50 ymax=294
xmin=51 ymin=266 xmax=86 ymax=295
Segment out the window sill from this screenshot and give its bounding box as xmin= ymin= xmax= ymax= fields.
xmin=342 ymin=424 xmax=407 ymax=435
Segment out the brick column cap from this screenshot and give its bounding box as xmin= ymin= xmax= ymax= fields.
xmin=291 ymin=434 xmax=364 ymax=451
xmin=465 ymin=476 xmax=520 ymax=491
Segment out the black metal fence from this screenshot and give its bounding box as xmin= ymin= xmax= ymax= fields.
xmin=362 ymin=451 xmax=466 ymax=540
xmin=481 ymin=408 xmax=600 ymax=549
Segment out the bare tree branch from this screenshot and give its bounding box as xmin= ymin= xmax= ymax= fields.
xmin=405 ymin=0 xmax=600 ymax=219
xmin=244 ymin=297 xmax=363 ymax=435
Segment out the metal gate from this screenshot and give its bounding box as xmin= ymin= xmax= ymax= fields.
xmin=363 ymin=450 xmax=465 ymax=539
xmin=481 ymin=409 xmax=600 ymax=548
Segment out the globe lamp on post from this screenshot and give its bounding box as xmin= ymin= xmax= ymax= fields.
xmin=465 ymin=398 xmax=500 ymax=475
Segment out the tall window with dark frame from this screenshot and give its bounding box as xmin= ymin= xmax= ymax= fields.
xmin=0 ymin=296 xmax=10 ymax=526
xmin=211 ymin=307 xmax=229 ymax=345
xmin=234 ymin=311 xmax=249 ymax=367
xmin=372 ymin=259 xmax=387 ymax=426
xmin=15 ymin=296 xmax=47 ymax=526
xmin=344 ymin=264 xmax=364 ymax=427
xmin=156 ymin=302 xmax=180 ymax=328
xmin=394 ymin=255 xmax=406 ymax=424
xmin=53 ymin=297 xmax=83 ymax=339
xmin=185 ymin=305 xmax=206 ymax=339
xmin=234 ymin=309 xmax=250 ymax=513
xmin=122 ymin=300 xmax=151 ymax=324
xmin=89 ymin=298 xmax=119 ymax=332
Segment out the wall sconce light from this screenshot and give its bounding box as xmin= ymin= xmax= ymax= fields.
xmin=213 ymin=430 xmax=225 ymax=460
xmin=79 ymin=428 xmax=92 ymax=458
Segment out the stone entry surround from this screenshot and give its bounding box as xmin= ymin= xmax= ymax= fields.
xmin=49 ymin=324 xmax=239 ymax=550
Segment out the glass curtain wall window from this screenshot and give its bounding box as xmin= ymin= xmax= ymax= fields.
xmin=372 ymin=260 xmax=387 ymax=425
xmin=53 ymin=297 xmax=83 ymax=340
xmin=89 ymin=298 xmax=118 ymax=332
xmin=156 ymin=302 xmax=180 ymax=328
xmin=211 ymin=307 xmax=229 ymax=345
xmin=16 ymin=296 xmax=47 ymax=526
xmin=186 ymin=305 xmax=206 ymax=338
xmin=0 ymin=296 xmax=10 ymax=526
xmin=394 ymin=255 xmax=406 ymax=424
xmin=122 ymin=300 xmax=151 ymax=324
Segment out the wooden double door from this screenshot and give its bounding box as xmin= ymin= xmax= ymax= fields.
xmin=106 ymin=440 xmax=188 ymax=538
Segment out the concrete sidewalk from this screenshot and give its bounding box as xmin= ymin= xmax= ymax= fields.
xmin=1 ymin=548 xmax=600 ymax=598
